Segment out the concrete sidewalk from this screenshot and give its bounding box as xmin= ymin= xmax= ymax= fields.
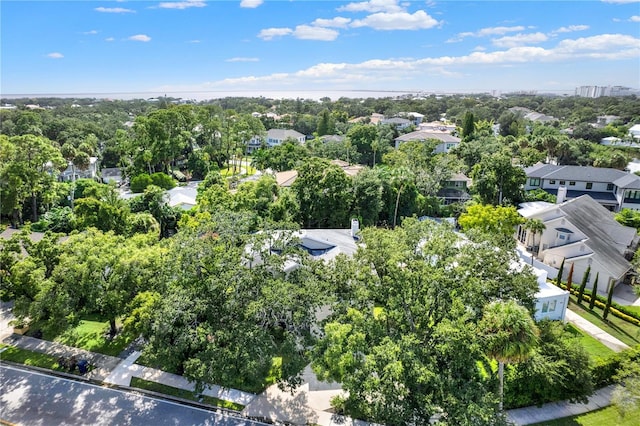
xmin=2 ymin=333 xmax=122 ymax=381
xmin=506 ymin=385 xmax=616 ymax=425
xmin=565 ymin=309 xmax=630 ymax=352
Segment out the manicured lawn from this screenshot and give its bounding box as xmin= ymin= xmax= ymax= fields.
xmin=568 ymin=298 xmax=640 ymax=347
xmin=129 ymin=377 xmax=245 ymax=411
xmin=563 ymin=323 xmax=614 ymax=361
xmin=0 ymin=343 xmax=94 ymax=375
xmin=28 ymin=316 xmax=133 ymax=357
xmin=0 ymin=344 xmax=60 ymax=369
xmin=530 ymin=405 xmax=640 ymax=426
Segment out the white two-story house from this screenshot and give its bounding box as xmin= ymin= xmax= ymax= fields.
xmin=524 ymin=163 xmax=640 ymax=212
xmin=246 ymin=128 xmax=306 ymax=154
xmin=516 ymin=195 xmax=637 ymax=296
xmin=394 ymin=130 xmax=461 ymax=153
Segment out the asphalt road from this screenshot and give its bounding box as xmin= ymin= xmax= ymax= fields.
xmin=0 ymin=365 xmax=268 ymax=426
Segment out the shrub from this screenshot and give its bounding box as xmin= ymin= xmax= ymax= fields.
xmin=150 ymin=172 xmax=176 ymax=190
xmin=591 ymin=345 xmax=640 ymax=388
xmin=130 ymin=174 xmax=153 ymax=193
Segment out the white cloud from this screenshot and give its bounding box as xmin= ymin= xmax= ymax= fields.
xmin=226 ymin=57 xmax=259 ymax=62
xmin=293 ymin=25 xmax=340 ymax=41
xmin=46 ymin=52 xmax=64 ymax=59
xmin=312 ymin=17 xmax=352 ymax=28
xmin=240 ymin=0 xmax=263 ymax=8
xmin=351 ymin=10 xmax=440 ymax=30
xmin=128 ymin=34 xmax=151 ymax=42
xmin=105 ymin=37 xmax=115 ymax=42
xmin=188 ymin=39 xmax=201 ymax=43
xmin=157 ymin=0 xmax=206 ymax=9
xmin=95 ymin=7 xmax=135 ymax=13
xmin=630 ymin=15 xmax=640 ymax=22
xmin=448 ymin=25 xmax=525 ymax=42
xmin=338 ymin=0 xmax=405 ymax=13
xmin=83 ymin=30 xmax=99 ymax=35
xmin=552 ymin=25 xmax=589 ymax=34
xmin=258 ymin=27 xmax=293 ymax=40
xmin=492 ymin=32 xmax=548 ymax=48
xmin=155 ymin=32 xmax=640 ymax=95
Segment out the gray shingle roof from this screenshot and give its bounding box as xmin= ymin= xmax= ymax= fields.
xmin=267 ymin=128 xmax=305 ymax=140
xmin=395 ymin=130 xmax=460 ymax=143
xmin=525 ymin=164 xmax=640 ymax=188
xmin=547 ymin=196 xmax=634 ymax=279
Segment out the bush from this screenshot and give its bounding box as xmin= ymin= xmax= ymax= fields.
xmin=130 ymin=174 xmax=153 ymax=193
xmin=591 ymin=345 xmax=640 ymax=388
xmin=150 ymin=172 xmax=176 ymax=190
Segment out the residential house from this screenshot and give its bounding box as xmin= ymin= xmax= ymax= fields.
xmin=438 ymin=172 xmax=472 ymax=204
xmin=509 ymin=107 xmax=556 ymax=123
xmin=596 ymin=115 xmax=621 ymax=126
xmin=380 ymin=117 xmax=413 ymax=131
xmin=524 ymin=163 xmax=640 ymax=211
xmin=398 ymin=112 xmax=424 ymax=126
xmin=330 ymin=159 xmax=364 ymax=177
xmin=59 ymin=157 xmax=99 ymax=182
xmin=600 ymin=136 xmax=640 ymax=149
xmin=246 ymin=128 xmax=306 ymax=154
xmin=394 ymin=130 xmax=461 ymax=153
xmin=516 ymin=195 xmax=637 ymax=296
xmin=419 ymin=121 xmax=456 ymax=133
xmin=629 ymin=124 xmax=640 ymax=140
xmin=101 ymin=167 xmax=124 ymax=185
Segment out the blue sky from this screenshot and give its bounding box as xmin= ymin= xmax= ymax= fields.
xmin=1 ymin=0 xmax=639 ymax=99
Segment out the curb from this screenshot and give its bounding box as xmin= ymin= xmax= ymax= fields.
xmin=1 ymin=361 xmax=277 ymax=426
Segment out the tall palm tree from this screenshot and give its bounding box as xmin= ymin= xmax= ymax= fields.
xmin=524 ymin=218 xmax=546 ymax=265
xmin=480 ymin=300 xmax=540 ymax=411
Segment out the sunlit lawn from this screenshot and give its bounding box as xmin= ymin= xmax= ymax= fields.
xmin=563 ymin=323 xmax=614 ymax=361
xmin=129 ymin=377 xmax=245 ymax=411
xmin=568 ymin=297 xmax=640 ymax=347
xmin=530 ymin=406 xmax=640 ymax=426
xmin=29 ymin=315 xmax=132 ymax=357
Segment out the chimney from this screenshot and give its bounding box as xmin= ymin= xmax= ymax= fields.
xmin=557 ymin=186 xmax=567 ymax=204
xmin=350 ymin=218 xmax=360 ymax=238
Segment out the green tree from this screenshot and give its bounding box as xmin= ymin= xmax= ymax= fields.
xmin=589 ymin=273 xmax=599 ymax=310
xmin=556 ymin=258 xmax=565 ymax=288
xmin=471 ymin=151 xmax=525 ymax=205
xmin=523 ymin=218 xmax=546 ymax=264
xmin=458 ymin=204 xmax=524 ymax=237
xmin=312 ymin=219 xmax=537 ymax=425
xmin=603 ymin=279 xmax=615 ymax=320
xmin=612 ymin=356 xmax=640 ymax=417
xmin=577 ymin=265 xmax=591 ymax=305
xmin=461 ymin=111 xmax=475 ymax=141
xmin=291 ymin=158 xmax=353 ymax=228
xmin=351 ymin=168 xmax=384 ymax=227
xmin=480 ymin=300 xmax=539 ymax=411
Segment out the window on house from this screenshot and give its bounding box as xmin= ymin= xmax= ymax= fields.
xmin=530 ymin=178 xmax=540 ymax=186
xmin=550 ymin=180 xmax=556 ymax=184
xmin=586 ymin=182 xmax=593 ymax=189
xmin=560 ymin=180 xmax=566 ymax=185
xmin=549 ymin=300 xmax=557 ymax=312
xmin=607 ymin=183 xmax=614 ymax=191
xmin=569 ymin=181 xmax=576 ymax=186
xmin=542 ymin=301 xmax=549 ymax=313
xmin=558 ymin=234 xmax=566 ymax=240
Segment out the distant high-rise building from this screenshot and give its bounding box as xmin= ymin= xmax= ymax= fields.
xmin=575 ymin=85 xmax=638 ymax=98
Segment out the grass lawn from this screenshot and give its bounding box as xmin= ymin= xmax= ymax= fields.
xmin=0 ymin=343 xmax=94 ymax=375
xmin=0 ymin=344 xmax=60 ymax=369
xmin=530 ymin=405 xmax=640 ymax=426
xmin=568 ymin=298 xmax=640 ymax=347
xmin=563 ymin=323 xmax=615 ymax=361
xmin=129 ymin=377 xmax=245 ymax=411
xmin=28 ymin=316 xmax=133 ymax=357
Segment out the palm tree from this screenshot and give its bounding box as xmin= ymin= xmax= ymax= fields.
xmin=523 ymin=218 xmax=546 ymax=265
xmin=480 ymin=300 xmax=539 ymax=411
